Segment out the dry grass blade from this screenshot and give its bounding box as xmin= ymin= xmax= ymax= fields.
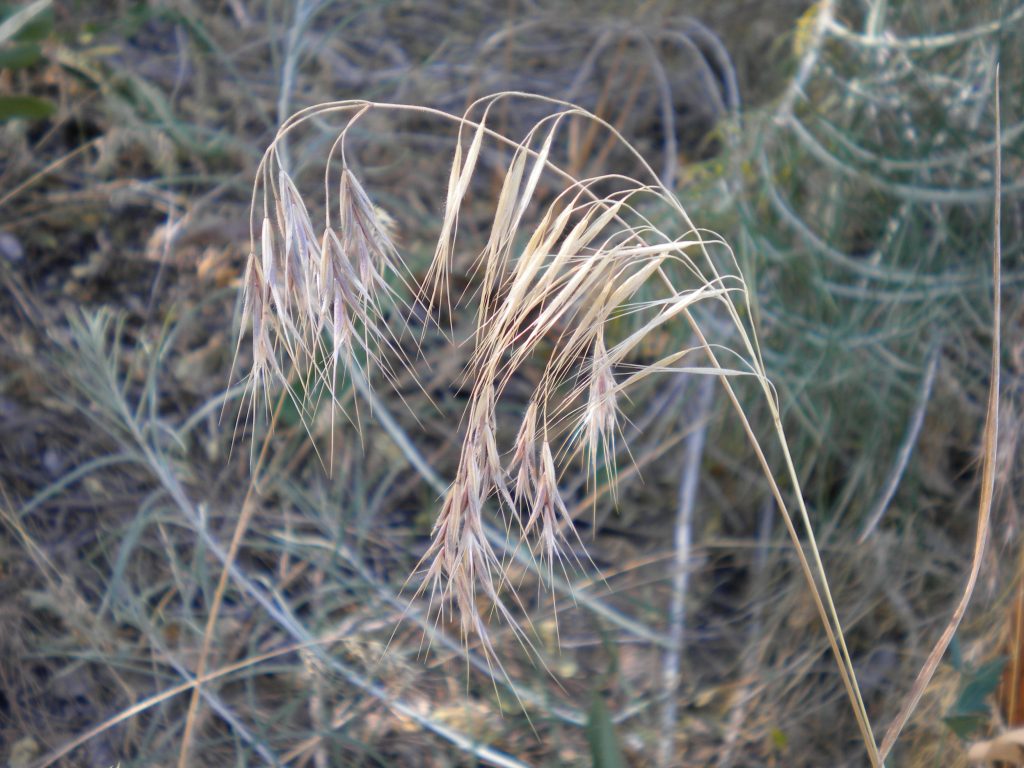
xmin=32 ymin=641 xmax=326 ymax=768
xmin=683 ymin=313 xmax=881 ymax=764
xmin=177 ymin=395 xmax=285 ymax=768
xmin=879 ymin=69 xmax=1003 ymax=761
xmin=0 ymin=0 xmax=50 ymax=43
xmin=426 ymin=102 xmax=490 ymax=316
xmin=1001 ymin=547 xmax=1024 ymax=727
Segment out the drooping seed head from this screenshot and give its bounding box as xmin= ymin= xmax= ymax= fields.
xmin=582 ymin=332 xmax=619 ymax=490
xmin=510 ymin=400 xmax=539 ymax=505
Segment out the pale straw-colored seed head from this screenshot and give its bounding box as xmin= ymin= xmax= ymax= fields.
xmin=339 ymin=168 xmax=404 ymax=285
xmin=233 ymin=95 xmax=884 ymax=761
xmin=238 ymin=145 xmax=414 ymax=428
xmin=510 ymin=400 xmax=539 ymax=505
xmin=276 ymin=170 xmax=320 ymax=332
xmin=522 ymin=441 xmax=572 ymax=576
xmin=582 ymin=332 xmax=619 ymax=489
xmin=415 ymin=444 xmax=513 ymax=649
xmin=241 ymin=258 xmax=276 ymax=411
xmin=239 ymin=95 xmax=756 ymax=668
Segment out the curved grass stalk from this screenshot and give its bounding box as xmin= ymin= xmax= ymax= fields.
xmin=877 ymin=69 xmax=1003 ymax=762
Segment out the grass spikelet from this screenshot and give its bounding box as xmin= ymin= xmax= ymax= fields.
xmin=582 ymin=332 xmax=619 ymax=493
xmin=510 ymin=400 xmax=539 ymax=505
xmin=523 ymin=439 xmax=578 ymax=583
xmin=338 ymin=167 xmax=405 ymax=303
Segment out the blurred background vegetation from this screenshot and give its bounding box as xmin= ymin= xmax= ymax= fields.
xmin=0 ymin=1 xmax=1021 ymax=765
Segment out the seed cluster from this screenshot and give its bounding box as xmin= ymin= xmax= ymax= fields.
xmin=240 ymin=95 xmax=745 ymax=659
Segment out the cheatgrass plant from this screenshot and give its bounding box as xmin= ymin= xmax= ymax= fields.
xmin=5 ymin=3 xmax=1014 ymax=767
xmin=235 ymin=92 xmax=883 ymax=762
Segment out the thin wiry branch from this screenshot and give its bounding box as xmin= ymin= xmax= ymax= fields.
xmin=859 ymin=344 xmax=941 ymax=542
xmin=657 ymin=375 xmax=714 ymax=767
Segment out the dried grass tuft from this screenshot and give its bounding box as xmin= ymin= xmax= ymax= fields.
xmin=235 ymin=91 xmax=882 ymax=763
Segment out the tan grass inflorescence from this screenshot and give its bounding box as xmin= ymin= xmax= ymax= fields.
xmin=238 ymin=92 xmax=880 ymax=762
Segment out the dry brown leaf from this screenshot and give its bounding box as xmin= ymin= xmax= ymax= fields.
xmin=966 ymin=727 xmax=1024 ymax=764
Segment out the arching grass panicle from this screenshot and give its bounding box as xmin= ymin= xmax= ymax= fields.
xmin=234 ymin=92 xmax=879 ymax=762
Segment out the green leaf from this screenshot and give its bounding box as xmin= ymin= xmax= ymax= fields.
xmin=0 ymin=1 xmax=52 ymax=44
xmin=952 ymin=657 xmax=1006 ymax=716
xmin=943 ymin=656 xmax=1007 ymax=739
xmin=10 ymin=6 xmax=52 ymax=42
xmin=943 ymin=713 xmax=989 ymax=740
xmin=0 ymin=42 xmax=41 ymax=69
xmin=949 ymin=635 xmax=964 ymax=672
xmin=0 ymin=94 xmax=54 ymax=121
xmin=586 ymin=694 xmax=626 ymax=768
xmin=770 ymin=728 xmax=788 ymax=750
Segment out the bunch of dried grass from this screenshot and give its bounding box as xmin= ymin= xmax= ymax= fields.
xmin=236 ymin=91 xmax=883 ymax=762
